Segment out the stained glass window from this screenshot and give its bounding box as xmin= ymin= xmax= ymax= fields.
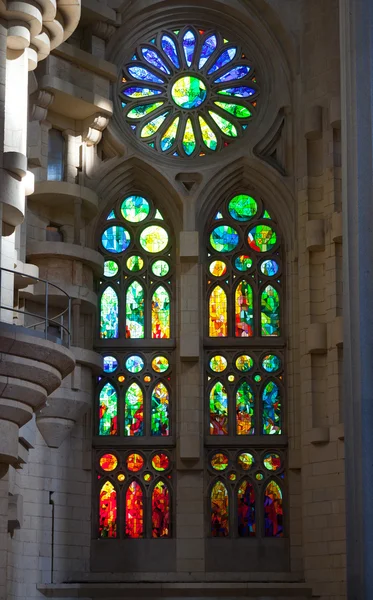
xmin=211 ymin=481 xmax=229 ymax=536
xmin=100 ymin=287 xmax=119 ymax=339
xmin=152 ymin=286 xmax=170 ymax=338
xmin=99 ymin=481 xmax=117 ymax=538
xmin=126 ymin=281 xmax=145 ymax=338
xmin=125 ymin=481 xmax=144 ymax=538
xmin=119 ymin=27 xmax=259 ymax=157
xmin=124 ymin=383 xmax=144 ymax=436
xmin=264 ymin=481 xmax=283 ymax=537
xmin=151 ymin=382 xmax=170 ymax=436
xmin=99 ymin=383 xmax=118 ymax=436
xmin=152 ymin=481 xmax=170 ymax=538
xmin=209 ymin=286 xmax=228 ymax=337
xmin=238 ymin=480 xmax=255 ymax=537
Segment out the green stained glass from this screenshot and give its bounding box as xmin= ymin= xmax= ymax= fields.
xmin=104 ymin=261 xmax=119 ymax=277
xmin=183 ymin=119 xmax=196 ymax=155
xmin=261 ymin=285 xmax=280 ymax=336
xmin=263 ymin=210 xmax=272 ymax=219
xmin=211 ymin=453 xmax=229 ymax=471
xmin=210 ymin=225 xmax=239 ymax=252
xmin=262 ymin=381 xmax=281 ymax=435
xmin=151 ymin=382 xmax=170 ymax=436
xmin=152 ymin=260 xmax=169 ymax=277
xmin=262 ymin=354 xmax=281 ymax=373
xmin=209 ymin=111 xmax=238 ymax=137
xmin=126 ymin=281 xmax=145 ymax=339
xmin=141 ymin=112 xmax=169 ymax=138
xmin=140 ymin=226 xmax=169 ymax=253
xmin=210 ymin=355 xmax=228 ymax=372
xmin=236 ymin=381 xmax=255 ymax=435
xmin=102 ymin=226 xmax=131 ymax=253
xmin=229 ymin=195 xmax=257 ymax=221
xmin=152 ymin=286 xmax=170 ymax=338
xmin=171 ymin=76 xmax=207 ymax=109
xmin=161 ymin=117 xmax=179 ymax=151
xmin=127 ymin=102 xmax=163 ymax=119
xmin=152 ymin=356 xmax=169 ymax=373
xmin=121 ymin=196 xmax=150 ymax=222
xmin=264 ymin=453 xmax=281 ymax=471
xmin=125 ymin=355 xmax=145 ymax=373
xmin=248 ymin=225 xmax=277 ymax=253
xmin=214 ymin=101 xmax=251 ymax=118
xmin=238 ymin=452 xmax=254 ymax=470
xmin=155 ymin=209 xmax=164 ymax=220
xmin=234 ymin=255 xmax=253 ymax=272
xmin=99 ymin=383 xmax=118 ymax=435
xmin=124 ymin=383 xmax=144 ymax=436
xmin=235 ymin=280 xmax=254 ymax=337
xmin=199 ymin=116 xmax=218 ymax=151
xmin=126 ymin=255 xmax=144 ymax=272
xmin=235 ymin=354 xmax=254 ymax=372
xmin=210 ymin=381 xmax=228 ymax=436
xmin=100 ymin=287 xmax=118 ymax=339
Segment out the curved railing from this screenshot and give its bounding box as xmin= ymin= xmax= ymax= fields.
xmin=0 ymin=267 xmax=71 ymax=347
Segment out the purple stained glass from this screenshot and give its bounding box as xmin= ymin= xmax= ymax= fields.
xmin=183 ymin=30 xmax=196 ymax=66
xmin=208 ymin=48 xmax=237 ymax=74
xmin=161 ymin=35 xmax=180 ymax=68
xmin=122 ymin=87 xmax=162 ymax=98
xmin=142 ymin=48 xmax=171 ymax=74
xmin=199 ymin=35 xmax=217 ymax=68
xmin=218 ymin=86 xmax=256 ymax=98
xmin=214 ymin=65 xmax=251 ymax=84
xmin=128 ymin=66 xmax=164 ymax=84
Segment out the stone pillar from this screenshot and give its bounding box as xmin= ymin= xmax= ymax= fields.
xmin=340 ymin=0 xmax=373 ymax=597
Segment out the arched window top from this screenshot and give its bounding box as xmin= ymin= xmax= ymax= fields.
xmin=119 ymin=27 xmax=259 ymax=159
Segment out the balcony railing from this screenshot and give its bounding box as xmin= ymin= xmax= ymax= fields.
xmin=0 ymin=267 xmax=71 ymax=347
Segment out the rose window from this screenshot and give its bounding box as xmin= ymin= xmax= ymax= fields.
xmin=120 ymin=27 xmax=259 ymax=158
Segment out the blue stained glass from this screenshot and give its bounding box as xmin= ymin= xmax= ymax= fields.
xmin=199 ymin=35 xmax=217 ymax=68
xmin=218 ymin=86 xmax=256 ymax=98
xmin=261 ymin=260 xmax=279 ymax=277
xmin=262 ymin=381 xmax=281 ymax=435
xmin=161 ymin=35 xmax=180 ymax=68
xmin=210 ymin=225 xmax=239 ymax=252
xmin=183 ymin=30 xmax=196 ymax=66
xmin=128 ymin=66 xmax=164 ymax=84
xmin=208 ymin=48 xmax=237 ymax=74
xmin=107 ymin=210 xmax=115 ymax=220
xmin=142 ymin=48 xmax=171 ymax=74
xmin=122 ymin=87 xmax=163 ymax=98
xmin=102 ymin=226 xmax=131 ymax=253
xmin=214 ymin=65 xmax=251 ymax=84
xmin=103 ymin=356 xmax=118 ymax=373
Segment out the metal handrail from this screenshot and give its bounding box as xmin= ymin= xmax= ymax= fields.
xmin=0 ymin=266 xmax=71 ymax=347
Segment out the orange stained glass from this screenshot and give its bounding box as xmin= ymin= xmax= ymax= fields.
xmin=127 ymin=453 xmax=145 ymax=472
xmin=100 ymin=453 xmax=118 ymax=472
xmin=152 ymin=481 xmax=171 ymax=538
xmin=125 ymin=481 xmax=144 ymax=538
xmin=209 ymin=286 xmax=228 ymax=337
xmin=152 ymin=453 xmax=170 ymax=471
xmin=99 ymin=481 xmax=117 ymax=538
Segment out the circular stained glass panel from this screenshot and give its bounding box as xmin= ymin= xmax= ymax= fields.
xmin=210 ymin=355 xmax=228 ymax=372
xmin=140 ymin=226 xmax=169 ymax=253
xmin=102 ymin=226 xmax=131 ymax=254
xmin=121 ymin=195 xmax=150 ymax=222
xmin=210 ymin=225 xmax=239 ymax=252
xmin=211 ymin=452 xmax=229 ymax=471
xmin=103 ymin=356 xmax=118 ymax=373
xmin=100 ymin=453 xmax=118 ymax=472
xmin=248 ymin=225 xmax=277 ymax=253
xmin=261 ymin=259 xmax=279 ymax=277
xmin=126 ymin=255 xmax=144 ymax=272
xmin=262 ymin=354 xmax=281 ymax=373
xmin=228 ymin=194 xmax=257 ymax=221
xmin=144 ymin=473 xmax=152 ymax=482
xmin=235 ymin=354 xmax=254 ymax=372
xmin=152 ymin=260 xmax=170 ymax=277
xmin=256 ymin=472 xmax=264 ymax=481
xmin=152 ymin=356 xmax=169 ymax=373
xmin=172 ymin=76 xmax=207 ymax=109
xmin=209 ymin=260 xmax=227 ymax=277
xmin=234 ymin=255 xmax=253 ymax=272
xmin=152 ymin=453 xmax=170 ymax=471
xmin=104 ymin=260 xmax=119 ymax=277
xmin=263 ymin=453 xmax=281 ymax=471
xmin=237 ymin=452 xmax=254 ymax=470
xmin=127 ymin=453 xmax=144 ymax=472
xmin=125 ymin=355 xmax=145 ymax=373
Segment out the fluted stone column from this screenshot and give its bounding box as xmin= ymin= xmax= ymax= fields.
xmin=340 ymin=0 xmax=373 ymax=597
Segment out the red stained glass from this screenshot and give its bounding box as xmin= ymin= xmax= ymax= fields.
xmin=99 ymin=481 xmax=117 ymax=538
xmin=152 ymin=453 xmax=170 ymax=471
xmin=152 ymin=481 xmax=171 ymax=538
xmin=211 ymin=481 xmax=229 ymax=537
xmin=238 ymin=480 xmax=255 ymax=537
xmin=125 ymin=481 xmax=144 ymax=538
xmin=127 ymin=453 xmax=144 ymax=472
xmin=100 ymin=453 xmax=118 ymax=472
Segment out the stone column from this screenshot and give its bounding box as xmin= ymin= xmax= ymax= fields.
xmin=340 ymin=0 xmax=373 ymax=597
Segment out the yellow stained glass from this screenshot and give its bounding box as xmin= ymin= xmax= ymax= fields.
xmin=183 ymin=118 xmax=196 ymax=155
xmin=209 ymin=286 xmax=227 ymax=337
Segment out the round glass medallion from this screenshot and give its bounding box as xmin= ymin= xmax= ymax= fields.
xmin=152 ymin=260 xmax=170 ymax=277
xmin=209 ymin=260 xmax=227 ymax=277
xmin=263 ymin=453 xmax=281 ymax=471
xmin=210 ymin=225 xmax=239 ymax=252
xmin=100 ymin=453 xmax=118 ymax=472
xmin=262 ymin=354 xmax=281 ymax=373
xmin=211 ymin=452 xmax=229 ymax=471
xmin=117 ymin=473 xmax=125 ymax=482
xmin=229 ymin=472 xmax=237 ymax=481
xmin=152 ymin=453 xmax=170 ymax=471
xmin=256 ymin=472 xmax=264 ymax=481
xmin=104 ymin=260 xmax=119 ymax=277
xmin=171 ymin=76 xmax=207 ymax=109
xmin=126 ymin=255 xmax=144 ymax=272
xmin=125 ymin=355 xmax=145 ymax=373
xmin=121 ymin=195 xmax=150 ymax=222
xmin=144 ymin=473 xmax=152 ymax=482
xmin=234 ymin=255 xmax=253 ymax=272
xmin=261 ymin=259 xmax=279 ymax=277
xmin=103 ymin=356 xmax=118 ymax=373
xmin=127 ymin=453 xmax=144 ymax=472
xmin=140 ymin=225 xmax=169 ymax=253
xmin=237 ymin=452 xmax=254 ymax=471
xmin=210 ymin=355 xmax=228 ymax=373
xmin=102 ymin=226 xmax=131 ymax=253
xmin=254 ymin=374 xmax=262 ymax=383
xmin=228 ymin=194 xmax=257 ymax=221
xmin=235 ymin=354 xmax=254 ymax=372
xmin=248 ymin=225 xmax=277 ymax=253
xmin=152 ymin=356 xmax=169 ymax=373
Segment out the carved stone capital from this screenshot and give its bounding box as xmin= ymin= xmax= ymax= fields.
xmin=82 ymin=114 xmax=110 ymax=147
xmin=91 ymin=21 xmax=116 ymax=41
xmin=29 ymin=89 xmax=54 ymax=121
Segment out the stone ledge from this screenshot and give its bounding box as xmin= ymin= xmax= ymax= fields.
xmin=27 ymin=242 xmax=104 ymax=276
xmin=30 ymin=181 xmax=99 ymax=220
xmin=52 ymin=42 xmax=118 ymax=81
